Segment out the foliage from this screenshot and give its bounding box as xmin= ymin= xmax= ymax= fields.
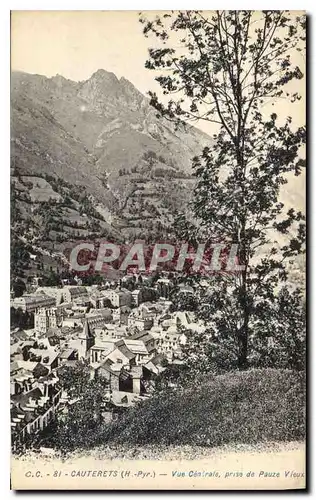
xmin=174 ymin=281 xmax=306 ymax=376
xmin=141 ymin=10 xmax=306 ymax=369
xmin=10 ymin=307 xmax=34 ymax=330
xmin=11 ymin=278 xmax=26 ymax=298
xmin=41 ymin=270 xmax=61 ymax=287
xmin=47 ymin=363 xmax=110 ymax=451
xmin=81 ymin=274 xmax=106 ymax=286
xmin=11 ymin=238 xmax=31 ymax=278
xmin=57 ymin=362 xmax=91 ymax=399
xmin=10 ymin=186 xmax=21 ymax=224
xmin=42 ymin=174 xmax=105 ymax=222
xmin=170 ymin=290 xmax=199 ymax=312
xmin=154 ymin=361 xmax=190 ymax=391
xmin=250 ymin=287 xmax=306 ymax=370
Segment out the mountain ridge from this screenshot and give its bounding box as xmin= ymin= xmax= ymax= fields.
xmin=11 ymin=69 xmax=305 ymax=285
xmin=11 ymin=69 xmax=211 ymax=272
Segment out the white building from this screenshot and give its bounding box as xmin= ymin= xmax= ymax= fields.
xmin=61 ymin=286 xmax=89 ymax=305
xmin=11 ymin=294 xmax=56 ymax=313
xmin=127 ymin=316 xmax=153 ymax=331
xmin=34 ymin=307 xmax=63 ymax=335
xmin=101 ymin=289 xmax=132 ymax=308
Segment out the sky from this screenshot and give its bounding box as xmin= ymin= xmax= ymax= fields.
xmin=11 ymin=12 xmax=162 ymax=98
xmin=11 ymin=10 xmax=220 ymax=135
xmin=11 ymin=10 xmax=306 ymax=140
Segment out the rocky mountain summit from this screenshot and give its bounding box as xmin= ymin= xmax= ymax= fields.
xmin=11 ymin=69 xmax=304 ymax=287
xmin=11 ymin=69 xmax=212 ymax=248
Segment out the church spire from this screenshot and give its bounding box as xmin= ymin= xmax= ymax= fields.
xmin=81 ymin=319 xmax=93 ymax=339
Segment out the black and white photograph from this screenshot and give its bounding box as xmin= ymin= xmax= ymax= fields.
xmin=9 ymin=9 xmax=306 ymax=490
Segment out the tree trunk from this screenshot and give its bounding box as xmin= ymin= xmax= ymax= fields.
xmin=238 ymin=311 xmax=249 ymax=370
xmin=238 ymin=244 xmax=249 ymax=370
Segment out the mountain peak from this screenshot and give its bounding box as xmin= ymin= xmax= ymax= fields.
xmin=52 ymin=74 xmax=68 ymax=86
xmin=119 ymin=76 xmax=145 ymax=104
xmin=120 ymin=76 xmax=132 ymax=85
xmin=90 ymin=69 xmax=118 ymax=83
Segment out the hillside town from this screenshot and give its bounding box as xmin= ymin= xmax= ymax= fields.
xmin=10 ymin=272 xmax=205 ymax=449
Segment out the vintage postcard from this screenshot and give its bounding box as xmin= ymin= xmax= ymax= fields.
xmin=10 ymin=10 xmax=306 ymax=490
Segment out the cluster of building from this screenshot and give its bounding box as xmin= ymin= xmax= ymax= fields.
xmin=10 ymin=274 xmax=204 ymax=448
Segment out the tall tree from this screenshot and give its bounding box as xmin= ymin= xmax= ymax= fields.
xmin=140 ymin=10 xmax=306 ymax=369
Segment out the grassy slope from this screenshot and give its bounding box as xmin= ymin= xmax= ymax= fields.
xmin=12 ymin=368 xmax=305 ymax=460
xmin=106 ymin=368 xmax=305 ymax=448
